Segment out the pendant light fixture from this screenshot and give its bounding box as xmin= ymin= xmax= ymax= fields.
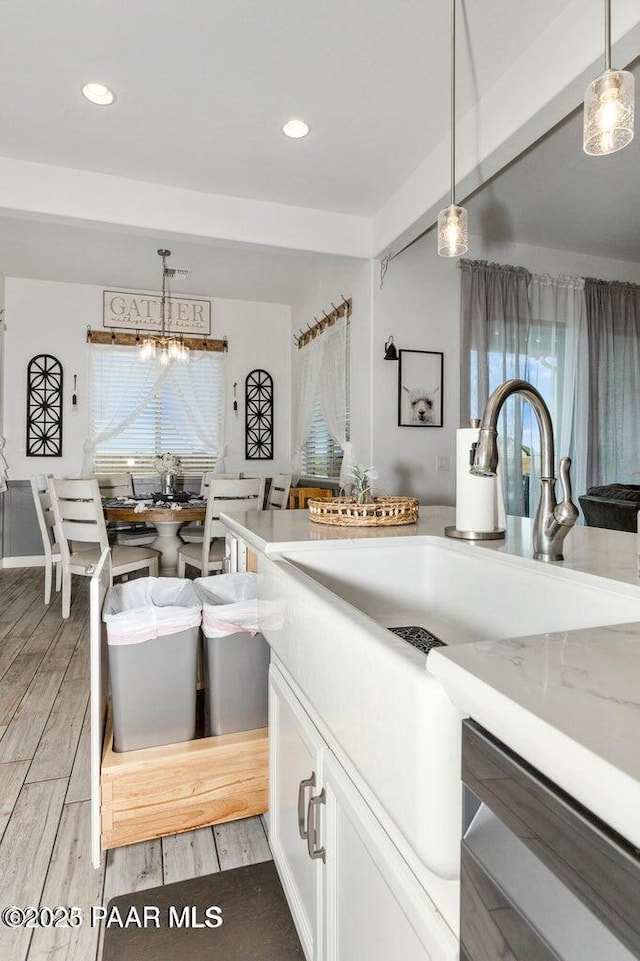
xmin=139 ymin=249 xmax=189 ymax=365
xmin=583 ymin=0 xmax=634 ymax=156
xmin=437 ymin=0 xmax=468 ymax=258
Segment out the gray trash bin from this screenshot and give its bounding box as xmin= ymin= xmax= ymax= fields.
xmin=195 ymin=573 xmax=269 ymax=736
xmin=104 ymin=577 xmax=201 ymax=752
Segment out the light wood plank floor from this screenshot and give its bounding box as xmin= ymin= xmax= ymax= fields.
xmin=0 ymin=568 xmax=272 ymax=961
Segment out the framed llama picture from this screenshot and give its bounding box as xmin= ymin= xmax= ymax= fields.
xmin=398 ymin=350 xmax=444 ymax=427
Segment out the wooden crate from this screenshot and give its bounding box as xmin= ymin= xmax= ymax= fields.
xmin=101 ymin=713 xmax=268 ymax=850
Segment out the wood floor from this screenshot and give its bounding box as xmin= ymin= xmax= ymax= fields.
xmin=0 ymin=567 xmax=272 ymax=961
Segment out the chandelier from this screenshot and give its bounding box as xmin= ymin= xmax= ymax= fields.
xmin=138 ymin=248 xmax=189 ymax=365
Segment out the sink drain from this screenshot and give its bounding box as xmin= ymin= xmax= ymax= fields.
xmin=388 ymin=625 xmax=446 ymax=655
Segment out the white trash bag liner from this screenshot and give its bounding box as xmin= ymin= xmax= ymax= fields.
xmin=104 ymin=577 xmax=201 ymax=646
xmin=195 ymin=573 xmax=260 ymax=638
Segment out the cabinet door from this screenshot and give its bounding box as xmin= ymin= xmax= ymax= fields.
xmin=269 ymin=664 xmax=324 ymax=961
xmin=321 ymin=750 xmax=457 ymax=961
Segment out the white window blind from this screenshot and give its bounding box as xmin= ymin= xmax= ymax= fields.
xmin=90 ymin=346 xmax=225 ymax=475
xmin=301 ymin=404 xmax=345 ymax=480
xmin=300 ymin=324 xmax=350 ymax=481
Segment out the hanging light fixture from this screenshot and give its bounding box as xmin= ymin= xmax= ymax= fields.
xmin=139 ymin=249 xmax=189 ymax=364
xmin=437 ymin=0 xmax=468 ymax=258
xmin=583 ymin=0 xmax=634 ymax=156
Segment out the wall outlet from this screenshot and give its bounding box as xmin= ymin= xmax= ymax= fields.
xmin=436 ymin=456 xmax=450 ymax=472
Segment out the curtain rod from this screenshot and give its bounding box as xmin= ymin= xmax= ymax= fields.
xmin=295 ymin=296 xmax=352 ymax=349
xmin=86 ymin=328 xmax=228 ymax=352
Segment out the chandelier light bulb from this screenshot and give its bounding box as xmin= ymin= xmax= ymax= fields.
xmin=437 ymin=204 xmax=468 ymax=258
xmin=138 ymin=337 xmax=156 ymax=362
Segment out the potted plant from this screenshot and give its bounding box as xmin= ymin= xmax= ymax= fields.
xmin=349 ymin=465 xmax=378 ymax=504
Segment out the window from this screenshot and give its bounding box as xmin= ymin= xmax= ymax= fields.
xmin=90 ymin=346 xmax=225 ymax=475
xmin=300 ymin=323 xmax=350 ymax=482
xmin=301 ymin=404 xmax=346 ymax=480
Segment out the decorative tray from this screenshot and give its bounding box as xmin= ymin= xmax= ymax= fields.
xmin=307 ymin=495 xmax=419 ymax=527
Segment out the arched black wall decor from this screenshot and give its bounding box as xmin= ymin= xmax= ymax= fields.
xmin=26 ymin=354 xmax=63 ymax=457
xmin=245 ymin=369 xmax=273 ymax=460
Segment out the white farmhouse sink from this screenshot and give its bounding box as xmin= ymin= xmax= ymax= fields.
xmin=257 ymin=536 xmax=640 ymax=930
xmin=282 ymin=537 xmax=640 ymax=643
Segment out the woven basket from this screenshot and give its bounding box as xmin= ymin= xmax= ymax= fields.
xmin=307 ymin=495 xmax=419 ymax=527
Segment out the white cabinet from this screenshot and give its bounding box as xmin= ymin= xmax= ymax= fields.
xmin=269 ymin=664 xmax=324 ymax=961
xmin=269 ymin=662 xmax=456 ymax=961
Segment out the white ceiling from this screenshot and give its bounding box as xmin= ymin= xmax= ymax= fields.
xmin=1 ymin=67 xmax=638 ymax=301
xmin=0 ymin=0 xmax=637 ymax=294
xmin=0 ymin=0 xmax=570 ymax=216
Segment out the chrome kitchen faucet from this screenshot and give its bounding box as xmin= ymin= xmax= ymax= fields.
xmin=471 ymin=378 xmax=578 ymax=562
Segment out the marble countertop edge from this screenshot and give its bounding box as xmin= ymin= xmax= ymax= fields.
xmin=428 ymin=647 xmax=640 ymax=850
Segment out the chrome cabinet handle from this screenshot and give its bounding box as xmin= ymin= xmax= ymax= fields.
xmin=297 ymin=773 xmax=316 ymax=840
xmin=306 ymin=789 xmax=326 ymax=862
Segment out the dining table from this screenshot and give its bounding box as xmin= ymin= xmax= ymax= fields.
xmin=103 ymin=502 xmax=206 ymax=574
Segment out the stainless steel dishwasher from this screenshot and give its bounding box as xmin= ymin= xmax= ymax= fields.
xmin=460 ymin=720 xmax=640 ymax=961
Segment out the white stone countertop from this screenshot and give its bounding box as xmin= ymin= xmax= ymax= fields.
xmin=222 ymin=505 xmax=640 ymax=850
xmin=222 ymin=505 xmax=640 ymax=587
xmin=428 ymin=624 xmax=640 ymax=851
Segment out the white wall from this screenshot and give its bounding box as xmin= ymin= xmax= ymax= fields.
xmin=3 ymin=278 xmax=291 ymax=480
xmin=373 ymin=241 xmax=460 ymax=505
xmin=373 ymin=233 xmax=640 ymax=505
xmin=290 ymin=258 xmax=373 ymax=478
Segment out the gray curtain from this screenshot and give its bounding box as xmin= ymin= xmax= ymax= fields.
xmin=460 ymin=260 xmax=532 ymax=515
xmin=585 ymin=278 xmax=640 ymax=487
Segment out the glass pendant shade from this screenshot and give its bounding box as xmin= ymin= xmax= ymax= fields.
xmin=437 ymin=204 xmax=468 ymax=257
xmin=138 ymin=336 xmax=156 ymax=361
xmin=583 ymin=68 xmax=634 ymax=155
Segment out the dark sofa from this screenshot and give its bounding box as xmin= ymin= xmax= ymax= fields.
xmin=579 ymin=484 xmax=640 ymax=532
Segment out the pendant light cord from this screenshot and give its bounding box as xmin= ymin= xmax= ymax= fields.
xmin=450 ymin=0 xmax=456 ymax=207
xmin=159 ymin=248 xmax=169 ymax=339
xmin=604 ymin=0 xmax=611 ymax=71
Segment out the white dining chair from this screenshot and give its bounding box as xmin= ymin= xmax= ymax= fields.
xmin=177 ymin=476 xmax=265 ymax=577
xmin=266 ymin=473 xmax=292 ymax=509
xmin=30 ymin=475 xmax=62 ymax=605
xmin=95 ymin=472 xmax=156 ymax=546
xmin=180 ymin=472 xmax=242 ymax=544
xmin=95 ymin=472 xmax=135 ymax=497
xmin=49 ymin=477 xmax=160 ymax=618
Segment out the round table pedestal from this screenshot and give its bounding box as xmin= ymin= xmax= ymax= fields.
xmin=103 ymin=505 xmax=206 ymax=577
xmin=151 ymin=521 xmax=185 ymax=575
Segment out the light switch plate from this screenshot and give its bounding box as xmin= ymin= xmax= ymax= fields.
xmin=436 ymin=456 xmax=450 ymax=472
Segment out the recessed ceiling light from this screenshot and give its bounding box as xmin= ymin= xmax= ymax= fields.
xmin=282 ymin=119 xmax=309 ymax=139
xmin=82 ymin=82 xmax=115 ymax=106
